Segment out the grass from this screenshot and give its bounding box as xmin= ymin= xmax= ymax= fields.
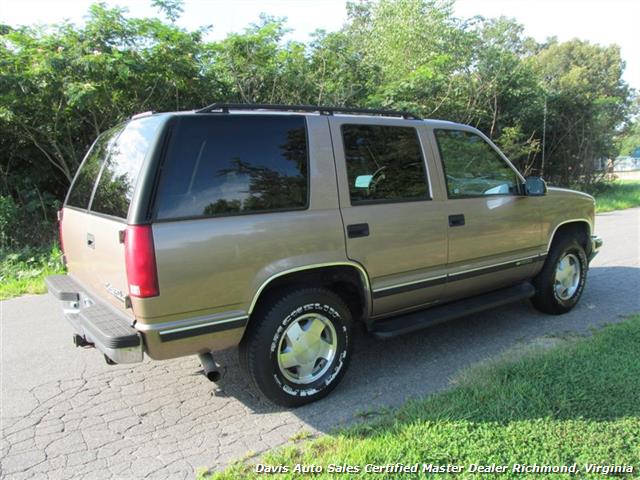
xmin=0 ymin=244 xmax=65 ymax=300
xmin=591 ymin=179 xmax=640 ymax=213
xmin=204 ymin=316 xmax=640 ymax=479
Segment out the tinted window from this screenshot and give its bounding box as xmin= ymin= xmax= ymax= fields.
xmin=66 ymin=125 xmax=124 ymax=209
xmin=435 ymin=129 xmax=519 ymax=198
xmin=154 ymin=115 xmax=308 ymax=219
xmin=91 ymin=116 xmax=165 ymax=218
xmin=342 ymin=124 xmax=429 ymax=204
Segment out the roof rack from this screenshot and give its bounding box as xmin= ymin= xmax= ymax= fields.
xmin=195 ymin=103 xmax=421 ymax=120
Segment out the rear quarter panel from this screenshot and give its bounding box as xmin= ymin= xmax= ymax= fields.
xmin=133 ymin=115 xmax=348 ymax=324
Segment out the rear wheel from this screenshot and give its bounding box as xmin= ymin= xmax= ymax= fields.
xmin=531 ymin=236 xmax=588 ymax=314
xmin=239 ymin=288 xmax=353 ymax=407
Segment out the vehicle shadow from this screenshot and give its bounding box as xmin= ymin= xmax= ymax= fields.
xmin=212 ymin=266 xmax=640 ymax=431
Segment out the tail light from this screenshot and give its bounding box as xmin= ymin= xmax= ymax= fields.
xmin=57 ymin=209 xmax=65 ymax=253
xmin=124 ymin=225 xmax=159 ymax=298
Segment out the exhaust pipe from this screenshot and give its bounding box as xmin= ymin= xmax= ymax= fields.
xmin=198 ymin=352 xmax=222 ymax=382
xmin=73 ymin=334 xmax=93 ymax=348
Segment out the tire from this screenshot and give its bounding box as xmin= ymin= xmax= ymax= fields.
xmin=239 ymin=288 xmax=353 ymax=407
xmin=531 ymin=236 xmax=588 ymax=315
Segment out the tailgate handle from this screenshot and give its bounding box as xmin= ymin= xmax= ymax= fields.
xmin=87 ymin=233 xmax=95 ymax=249
xmin=347 ymin=223 xmax=370 ymax=238
xmin=448 ymin=214 xmax=465 ymax=227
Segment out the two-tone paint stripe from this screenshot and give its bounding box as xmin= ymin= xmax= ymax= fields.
xmin=149 ymin=255 xmax=546 ymax=341
xmin=372 ymin=254 xmax=546 ymax=299
xmin=151 ymin=315 xmax=249 ymax=342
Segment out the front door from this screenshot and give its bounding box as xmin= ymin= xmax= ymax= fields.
xmin=330 ymin=118 xmax=448 ymax=317
xmin=431 ymin=127 xmax=543 ymax=301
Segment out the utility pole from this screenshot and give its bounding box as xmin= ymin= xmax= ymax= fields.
xmin=541 ymin=95 xmax=547 ymax=176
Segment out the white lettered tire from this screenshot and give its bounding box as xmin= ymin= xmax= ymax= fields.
xmin=531 ymin=236 xmax=588 ymax=314
xmin=239 ymin=288 xmax=353 ymax=407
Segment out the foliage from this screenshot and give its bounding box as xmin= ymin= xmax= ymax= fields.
xmin=204 ymin=316 xmax=640 ymax=479
xmin=0 ymin=193 xmax=59 ymax=250
xmin=617 ymin=118 xmax=640 ymax=157
xmin=534 ymin=40 xmax=631 ymax=185
xmin=0 ymin=243 xmax=65 ymax=299
xmin=0 ymin=0 xmax=634 ymax=250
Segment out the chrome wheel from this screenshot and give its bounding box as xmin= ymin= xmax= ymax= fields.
xmin=554 ymin=253 xmax=581 ymax=301
xmin=277 ymin=313 xmax=337 ymax=385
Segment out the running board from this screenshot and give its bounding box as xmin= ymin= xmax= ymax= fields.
xmin=370 ymin=282 xmax=535 ymax=339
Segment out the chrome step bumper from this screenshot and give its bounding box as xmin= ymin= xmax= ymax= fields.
xmin=45 ymin=275 xmax=143 ymax=364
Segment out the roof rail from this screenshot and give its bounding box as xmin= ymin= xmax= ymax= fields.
xmin=195 ymin=103 xmax=421 ymax=120
xmin=131 ymin=111 xmax=154 ymax=120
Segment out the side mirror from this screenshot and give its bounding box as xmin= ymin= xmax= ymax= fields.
xmin=524 ymin=176 xmax=547 ymax=196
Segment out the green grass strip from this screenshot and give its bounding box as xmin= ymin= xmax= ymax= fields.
xmin=0 ymin=244 xmax=65 ymax=300
xmin=593 ymin=179 xmax=640 ymax=213
xmin=205 ymin=316 xmax=640 ymax=479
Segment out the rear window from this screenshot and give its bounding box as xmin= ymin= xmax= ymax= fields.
xmin=91 ymin=116 xmax=165 ymax=218
xmin=341 ymin=124 xmax=429 ymax=204
xmin=66 ymin=125 xmax=124 ymax=209
xmin=154 ymin=115 xmax=308 ymax=220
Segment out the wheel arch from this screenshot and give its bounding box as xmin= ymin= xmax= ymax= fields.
xmin=547 ymin=219 xmax=592 ymax=255
xmin=247 ymin=263 xmax=372 ymax=325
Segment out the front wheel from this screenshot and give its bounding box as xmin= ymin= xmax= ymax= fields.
xmin=239 ymin=288 xmax=353 ymax=407
xmin=531 ymin=236 xmax=588 ymax=314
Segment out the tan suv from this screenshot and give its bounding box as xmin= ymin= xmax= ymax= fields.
xmin=46 ymin=104 xmax=602 ymax=406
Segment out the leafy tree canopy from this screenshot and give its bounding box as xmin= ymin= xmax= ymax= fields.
xmin=0 ymin=0 xmax=633 ymax=216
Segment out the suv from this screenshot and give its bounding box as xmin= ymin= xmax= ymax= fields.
xmin=46 ymin=104 xmax=602 ymax=407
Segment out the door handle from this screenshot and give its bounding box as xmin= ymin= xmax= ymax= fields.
xmin=347 ymin=223 xmax=370 ymax=238
xmin=448 ymin=214 xmax=465 ymax=227
xmin=87 ymin=233 xmax=95 ymax=249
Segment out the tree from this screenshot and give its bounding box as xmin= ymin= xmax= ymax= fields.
xmin=0 ymin=0 xmax=635 ymax=250
xmin=152 ymin=0 xmax=184 ymax=23
xmin=534 ymin=40 xmax=631 ymax=184
xmin=1 ymin=3 xmax=216 ymax=191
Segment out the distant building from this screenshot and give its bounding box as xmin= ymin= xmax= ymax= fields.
xmin=595 ymin=156 xmax=640 ymax=171
xmin=614 ymin=156 xmax=640 ymax=171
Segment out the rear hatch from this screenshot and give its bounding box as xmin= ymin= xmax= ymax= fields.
xmin=60 ymin=115 xmax=166 ymax=316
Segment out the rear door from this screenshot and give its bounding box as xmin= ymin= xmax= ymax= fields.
xmin=330 ymin=118 xmax=448 ymax=317
xmin=62 ymin=115 xmax=166 ymax=315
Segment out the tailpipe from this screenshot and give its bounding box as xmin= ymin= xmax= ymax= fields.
xmin=73 ymin=334 xmax=93 ymax=348
xmin=198 ymin=352 xmax=222 ymax=382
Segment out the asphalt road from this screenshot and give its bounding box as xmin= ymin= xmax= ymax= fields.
xmin=2 ymin=208 xmax=639 ymax=479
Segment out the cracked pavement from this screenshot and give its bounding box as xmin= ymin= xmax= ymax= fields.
xmin=1 ymin=208 xmax=639 ymax=479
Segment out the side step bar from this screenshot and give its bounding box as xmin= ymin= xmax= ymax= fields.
xmin=370 ymin=282 xmax=535 ymax=339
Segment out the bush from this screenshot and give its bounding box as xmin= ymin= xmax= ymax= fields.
xmin=0 ymin=192 xmax=60 ymax=250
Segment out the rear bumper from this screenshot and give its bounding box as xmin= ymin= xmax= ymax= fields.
xmin=589 ymin=235 xmax=603 ymax=262
xmin=45 ymin=275 xmax=143 ymax=364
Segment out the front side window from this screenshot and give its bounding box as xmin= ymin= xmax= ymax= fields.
xmin=435 ymin=129 xmax=520 ymax=198
xmin=66 ymin=125 xmax=124 ymax=209
xmin=342 ymin=124 xmax=429 ymax=204
xmin=154 ymin=115 xmax=308 ymax=220
xmin=91 ymin=115 xmax=165 ymax=218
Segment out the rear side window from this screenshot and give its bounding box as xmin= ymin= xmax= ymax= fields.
xmin=154 ymin=115 xmax=308 ymax=220
xmin=66 ymin=125 xmax=124 ymax=209
xmin=91 ymin=116 xmax=165 ymax=218
xmin=341 ymin=124 xmax=429 ymax=204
